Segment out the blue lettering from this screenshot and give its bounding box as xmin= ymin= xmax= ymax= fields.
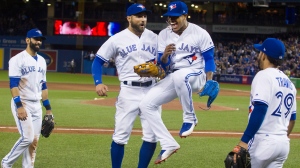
xmin=151 ymin=47 xmax=156 ymax=55
xmin=178 ymin=43 xmax=200 ymax=53
xmin=144 ymin=45 xmax=151 ymax=52
xmin=119 ymin=49 xmax=128 ymax=57
xmin=276 ymin=77 xmax=293 ymax=90
xmin=126 ymin=46 xmax=133 ymax=53
xmin=132 ymin=44 xmax=137 ymax=51
xmin=183 ymin=44 xmax=189 ymax=52
xmin=178 ymin=43 xmax=184 ymax=50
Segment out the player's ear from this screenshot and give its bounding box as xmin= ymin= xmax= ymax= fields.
xmin=127 ymin=16 xmax=131 ymax=22
xmin=25 ymin=37 xmax=30 ymax=44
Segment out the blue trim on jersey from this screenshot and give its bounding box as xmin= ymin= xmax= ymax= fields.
xmin=42 ymin=82 xmax=47 ymax=90
xmin=184 ymin=70 xmax=203 ymax=124
xmin=252 ymin=99 xmax=268 ymax=106
xmin=92 ymin=56 xmax=105 ymax=85
xmin=202 ymin=48 xmax=216 ymax=72
xmin=202 ymin=46 xmax=215 ymax=53
xmin=291 ymin=113 xmax=296 ymax=120
xmin=157 ymin=53 xmax=171 ymax=71
xmin=9 ymin=77 xmax=20 ymax=89
xmin=96 ymin=54 xmax=109 ymax=62
xmin=241 ymin=101 xmax=268 ymax=143
xmin=33 ymin=55 xmax=38 ymax=61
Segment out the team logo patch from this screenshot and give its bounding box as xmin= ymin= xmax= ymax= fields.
xmin=36 ymin=30 xmax=42 ymax=34
xmin=183 ymin=54 xmax=197 ymax=65
xmin=169 ymin=4 xmax=177 ymax=10
xmin=137 ymin=4 xmax=145 ymax=9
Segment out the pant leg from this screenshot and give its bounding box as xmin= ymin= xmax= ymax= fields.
xmin=172 ymin=68 xmax=206 ymax=124
xmin=1 ymin=100 xmax=35 ymax=167
xmin=22 ymin=101 xmax=42 ymax=168
xmin=139 ymin=75 xmax=180 ymax=150
xmin=112 ymin=86 xmax=141 ymax=144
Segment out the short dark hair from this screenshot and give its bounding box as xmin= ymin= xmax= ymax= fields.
xmin=267 ymin=55 xmax=283 ymax=67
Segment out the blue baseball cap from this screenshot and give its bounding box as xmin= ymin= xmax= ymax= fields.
xmin=26 ymin=28 xmax=46 ymax=40
xmin=163 ymin=1 xmax=188 ymax=17
xmin=126 ymin=3 xmax=151 ymax=16
xmin=254 ymin=38 xmax=285 ymax=60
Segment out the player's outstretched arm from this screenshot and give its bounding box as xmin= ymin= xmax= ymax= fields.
xmin=92 ymin=56 xmax=108 ymax=96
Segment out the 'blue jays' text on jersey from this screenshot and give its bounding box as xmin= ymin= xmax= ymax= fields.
xmin=9 ymin=50 xmax=47 ymax=101
xmin=96 ymin=28 xmax=158 ymax=82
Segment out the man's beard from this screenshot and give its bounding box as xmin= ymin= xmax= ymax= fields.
xmin=29 ymin=41 xmax=40 ymax=52
xmin=131 ymin=21 xmax=145 ymax=34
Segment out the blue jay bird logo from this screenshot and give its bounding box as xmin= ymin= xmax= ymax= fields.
xmin=137 ymin=4 xmax=145 ymax=9
xmin=169 ymin=4 xmax=177 ymax=10
xmin=183 ymin=54 xmax=197 ymax=65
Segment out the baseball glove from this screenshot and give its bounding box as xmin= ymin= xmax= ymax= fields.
xmin=199 ymin=80 xmax=219 ymax=108
xmin=133 ymin=62 xmax=166 ymax=79
xmin=41 ymin=114 xmax=55 ymax=138
xmin=224 ymin=145 xmax=251 ymax=168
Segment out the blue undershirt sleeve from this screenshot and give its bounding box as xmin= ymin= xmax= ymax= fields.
xmin=290 ymin=113 xmax=296 ymax=120
xmin=157 ymin=53 xmax=171 ymax=71
xmin=9 ymin=77 xmax=20 ymax=89
xmin=202 ymin=48 xmax=216 ymax=73
xmin=42 ymin=82 xmax=47 ymax=90
xmin=92 ymin=56 xmax=105 ymax=86
xmin=241 ymin=101 xmax=268 ymax=143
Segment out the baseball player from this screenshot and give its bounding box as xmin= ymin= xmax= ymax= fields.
xmin=139 ymin=1 xmax=217 ymax=164
xmin=91 ymin=4 xmax=159 ymax=168
xmin=2 ymin=28 xmax=53 ymax=168
xmin=232 ymin=38 xmax=296 ymax=167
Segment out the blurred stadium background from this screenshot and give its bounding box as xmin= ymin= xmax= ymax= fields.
xmin=0 ymin=0 xmax=299 ymax=86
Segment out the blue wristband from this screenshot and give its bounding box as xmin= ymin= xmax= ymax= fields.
xmin=43 ymin=99 xmax=51 ymax=110
xmin=13 ymin=96 xmax=23 ymax=108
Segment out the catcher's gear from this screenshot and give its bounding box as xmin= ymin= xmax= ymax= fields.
xmin=199 ymin=80 xmax=219 ymax=108
xmin=224 ymin=145 xmax=251 ymax=168
xmin=133 ymin=62 xmax=166 ymax=79
xmin=41 ymin=114 xmax=55 ymax=138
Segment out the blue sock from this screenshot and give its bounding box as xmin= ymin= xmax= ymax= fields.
xmin=137 ymin=141 xmax=157 ymax=168
xmin=111 ymin=141 xmax=124 ymax=168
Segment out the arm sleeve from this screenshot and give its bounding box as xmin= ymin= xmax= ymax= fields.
xmin=241 ymin=101 xmax=268 ymax=143
xmin=42 ymin=82 xmax=47 ymax=90
xmin=9 ymin=77 xmax=20 ymax=89
xmin=92 ymin=56 xmax=105 ymax=85
xmin=157 ymin=53 xmax=171 ymax=71
xmin=202 ymin=48 xmax=216 ymax=72
xmin=290 ymin=113 xmax=296 ymax=120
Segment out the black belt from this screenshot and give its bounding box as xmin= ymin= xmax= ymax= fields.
xmin=123 ymin=81 xmax=152 ymax=87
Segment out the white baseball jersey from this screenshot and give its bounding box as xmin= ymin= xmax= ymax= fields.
xmin=158 ymin=23 xmax=214 ymax=71
xmin=96 ymin=28 xmax=157 ymax=82
xmin=9 ymin=50 xmax=47 ymax=101
xmin=249 ymin=68 xmax=297 ymax=135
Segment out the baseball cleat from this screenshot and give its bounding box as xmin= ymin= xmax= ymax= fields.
xmin=154 ymin=148 xmax=179 ymax=164
xmin=179 ymin=122 xmax=196 ymax=138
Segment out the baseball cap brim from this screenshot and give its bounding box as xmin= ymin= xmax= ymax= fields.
xmin=253 ymin=44 xmax=263 ymax=52
xmin=29 ymin=36 xmax=46 ymax=40
xmin=127 ymin=10 xmax=151 ymax=16
xmin=163 ymin=12 xmax=182 ymax=17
